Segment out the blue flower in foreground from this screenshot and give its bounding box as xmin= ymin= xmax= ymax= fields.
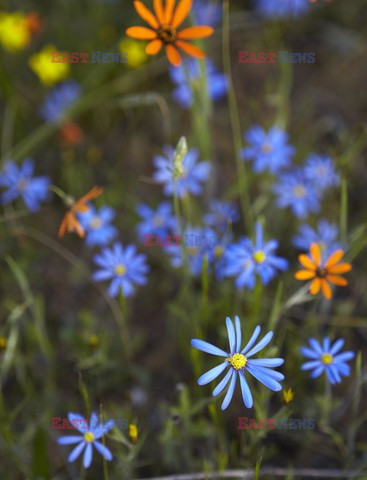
xmin=78 ymin=205 xmax=118 ymax=247
xmin=152 ymin=146 xmax=211 ymax=198
xmin=256 ymin=0 xmax=310 ymax=18
xmin=191 ymin=316 xmax=284 ymax=410
xmin=93 ymin=243 xmax=149 ymax=297
xmin=300 ymin=337 xmax=354 ymax=385
xmin=223 ymin=223 xmax=288 ymax=289
xmin=136 ymin=202 xmax=177 ymax=241
xmin=273 ymin=169 xmax=321 ymax=218
xmin=304 ymin=154 xmax=340 ymax=190
xmin=241 ymin=125 xmax=295 ymax=174
xmin=203 ymin=200 xmax=239 ymax=233
xmin=0 ymin=159 xmax=50 ymax=211
xmin=57 ymin=412 xmax=113 ymax=469
xmin=193 ymin=0 xmax=222 ymax=27
xmin=292 ymin=220 xmax=342 ymax=257
xmin=40 ymin=81 xmax=81 ymax=122
xmin=170 ymin=59 xmax=228 ymax=109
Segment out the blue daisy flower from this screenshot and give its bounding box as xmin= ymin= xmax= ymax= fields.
xmin=273 ymin=169 xmax=321 ymax=218
xmin=77 ymin=205 xmax=118 ymax=247
xmin=241 ymin=125 xmax=295 ymax=174
xmin=193 ymin=0 xmax=222 ymax=27
xmin=304 ymin=154 xmax=340 ymax=190
xmin=191 ymin=316 xmax=284 ymax=410
xmin=0 ymin=159 xmax=50 ymax=212
xmin=292 ymin=220 xmax=342 ymax=257
xmin=40 ymin=81 xmax=81 ymax=122
xmin=222 ymin=223 xmax=289 ymax=289
xmin=152 ymin=146 xmax=211 ymax=198
xmin=203 ymin=200 xmax=239 ymax=233
xmin=92 ymin=243 xmax=149 ymax=297
xmin=57 ymin=412 xmax=113 ymax=469
xmin=256 ymin=0 xmax=310 ymax=18
xmin=136 ymin=201 xmax=177 ymax=241
xmin=170 ymin=59 xmax=228 ymax=109
xmin=300 ymin=337 xmax=354 ymax=385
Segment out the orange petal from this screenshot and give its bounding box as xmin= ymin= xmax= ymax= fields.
xmin=310 ymin=278 xmax=321 ymax=295
xmin=165 ymin=44 xmax=182 ymax=66
xmin=164 ymin=0 xmax=176 ymax=23
xmin=295 ymin=269 xmax=316 ymax=280
xmin=327 ymin=275 xmax=348 ymax=286
xmin=321 ymin=279 xmax=332 ymax=300
xmin=177 ymin=26 xmax=214 ymax=39
xmin=125 ymin=26 xmax=157 ymax=40
xmin=77 ymin=186 xmax=104 ymax=205
xmin=328 ymin=262 xmax=352 ymax=274
xmin=175 ymin=40 xmax=205 ymax=58
xmin=298 ymin=254 xmax=316 ymax=271
xmin=146 ymin=39 xmax=163 ymax=55
xmin=153 ymin=0 xmax=165 ymax=24
xmin=171 ymin=0 xmax=193 ymax=28
xmin=134 ymin=1 xmax=159 ymax=29
xmin=310 ymin=243 xmax=321 ymax=266
xmin=58 ymin=215 xmax=69 ymax=238
xmin=325 ymin=249 xmax=345 ymax=268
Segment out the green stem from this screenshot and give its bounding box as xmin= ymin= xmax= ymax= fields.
xmin=222 ymin=0 xmax=253 ymax=235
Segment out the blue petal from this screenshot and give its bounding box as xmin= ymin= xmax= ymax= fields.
xmin=234 ymin=315 xmax=242 ymax=352
xmin=336 ymin=362 xmax=351 ymax=377
xmin=309 ymin=338 xmax=323 ymax=355
xmin=198 ymin=362 xmax=229 ymax=385
xmin=239 ymin=371 xmax=253 ymax=408
xmin=325 ymin=367 xmax=336 ymax=385
xmin=191 ymin=339 xmax=228 ymax=357
xmin=83 ymin=443 xmax=93 ymax=468
xmin=252 ymin=365 xmax=284 ymax=381
xmin=57 ymin=436 xmax=83 ymax=445
xmin=329 ymin=339 xmax=345 ymax=355
xmin=334 ymin=351 xmax=355 ymax=363
xmin=310 ymin=366 xmax=324 ymax=378
xmin=300 ymin=346 xmax=319 ymax=359
xmin=246 ymin=364 xmax=282 ymax=391
xmin=68 ymin=441 xmax=86 ymax=463
xmin=221 ymin=371 xmax=237 ymax=410
xmin=241 ymin=325 xmax=261 ymax=355
xmin=212 ymin=368 xmax=233 ymax=396
xmin=68 ymin=413 xmax=89 ymax=434
xmin=247 ymin=358 xmax=284 ymax=367
xmin=245 ymin=331 xmax=273 ymax=357
xmin=93 ymin=440 xmax=113 ymax=461
xmin=301 ymin=360 xmax=322 ymax=371
xmin=329 ymin=365 xmax=342 ymax=384
xmin=323 ymin=337 xmax=330 ymax=352
xmin=226 ymin=317 xmax=236 ymax=355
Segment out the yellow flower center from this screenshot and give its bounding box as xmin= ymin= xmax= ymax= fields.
xmin=187 ymin=247 xmax=198 ymax=256
xmin=115 ymin=264 xmax=127 ymax=276
xmin=228 ymin=353 xmax=247 ymax=370
xmin=262 ymin=142 xmax=273 ymax=153
xmin=321 ymin=353 xmax=333 ymax=365
xmin=154 ymin=216 xmax=163 ymax=227
xmin=293 ymin=185 xmax=306 ymax=198
xmin=84 ymin=432 xmax=95 ymax=443
xmin=214 ymin=246 xmax=223 ymax=258
xmin=253 ymin=250 xmax=266 ymax=264
xmin=90 ymin=217 xmax=102 ymax=229
xmin=157 ymin=25 xmax=177 ymax=45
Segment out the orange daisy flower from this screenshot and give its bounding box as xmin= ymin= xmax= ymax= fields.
xmin=58 ymin=186 xmax=104 ymax=238
xmin=125 ymin=0 xmax=214 ymax=67
xmin=295 ymin=242 xmax=352 ymax=300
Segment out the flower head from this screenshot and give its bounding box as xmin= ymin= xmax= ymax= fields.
xmin=292 ymin=220 xmax=342 ymax=257
xmin=203 ymin=200 xmax=239 ymax=233
xmin=283 ymin=388 xmax=294 ymax=404
xmin=136 ymin=201 xmax=177 ymax=240
xmin=125 ymin=0 xmax=214 ymax=67
xmin=29 ymin=45 xmax=70 ymax=86
xmin=300 ymin=337 xmax=354 ymax=384
xmin=242 ymin=125 xmax=295 ymax=174
xmin=129 ymin=424 xmax=139 ymax=443
xmin=223 ymin=223 xmax=289 ymax=290
xmin=77 ymin=205 xmax=118 ymax=247
xmin=118 ymin=38 xmax=147 ymax=67
xmin=40 ymin=81 xmax=81 ymax=122
xmin=0 ymin=12 xmax=31 ymax=51
xmin=256 ymin=0 xmax=310 ymax=18
xmin=0 ymin=159 xmax=50 ymax=211
xmin=58 ymin=186 xmax=104 ymax=238
xmin=295 ymin=242 xmax=352 ymax=299
xmin=170 ymin=58 xmax=227 ymax=109
xmin=191 ymin=316 xmax=284 ymax=410
xmin=93 ymin=242 xmax=149 ymax=297
xmin=273 ymin=169 xmax=321 ymax=218
xmin=152 ymin=146 xmax=210 ymax=198
xmin=304 ymin=154 xmax=339 ymax=190
xmin=57 ymin=412 xmax=113 ymax=469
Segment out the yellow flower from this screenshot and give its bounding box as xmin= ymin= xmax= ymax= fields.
xmin=29 ymin=45 xmax=70 ymax=86
xmin=129 ymin=424 xmax=138 ymax=443
xmin=118 ymin=38 xmax=147 ymax=68
xmin=0 ymin=336 xmax=6 ymax=349
xmin=283 ymin=388 xmax=294 ymax=404
xmin=88 ymin=334 xmax=100 ymax=347
xmin=0 ymin=12 xmax=31 ymax=51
